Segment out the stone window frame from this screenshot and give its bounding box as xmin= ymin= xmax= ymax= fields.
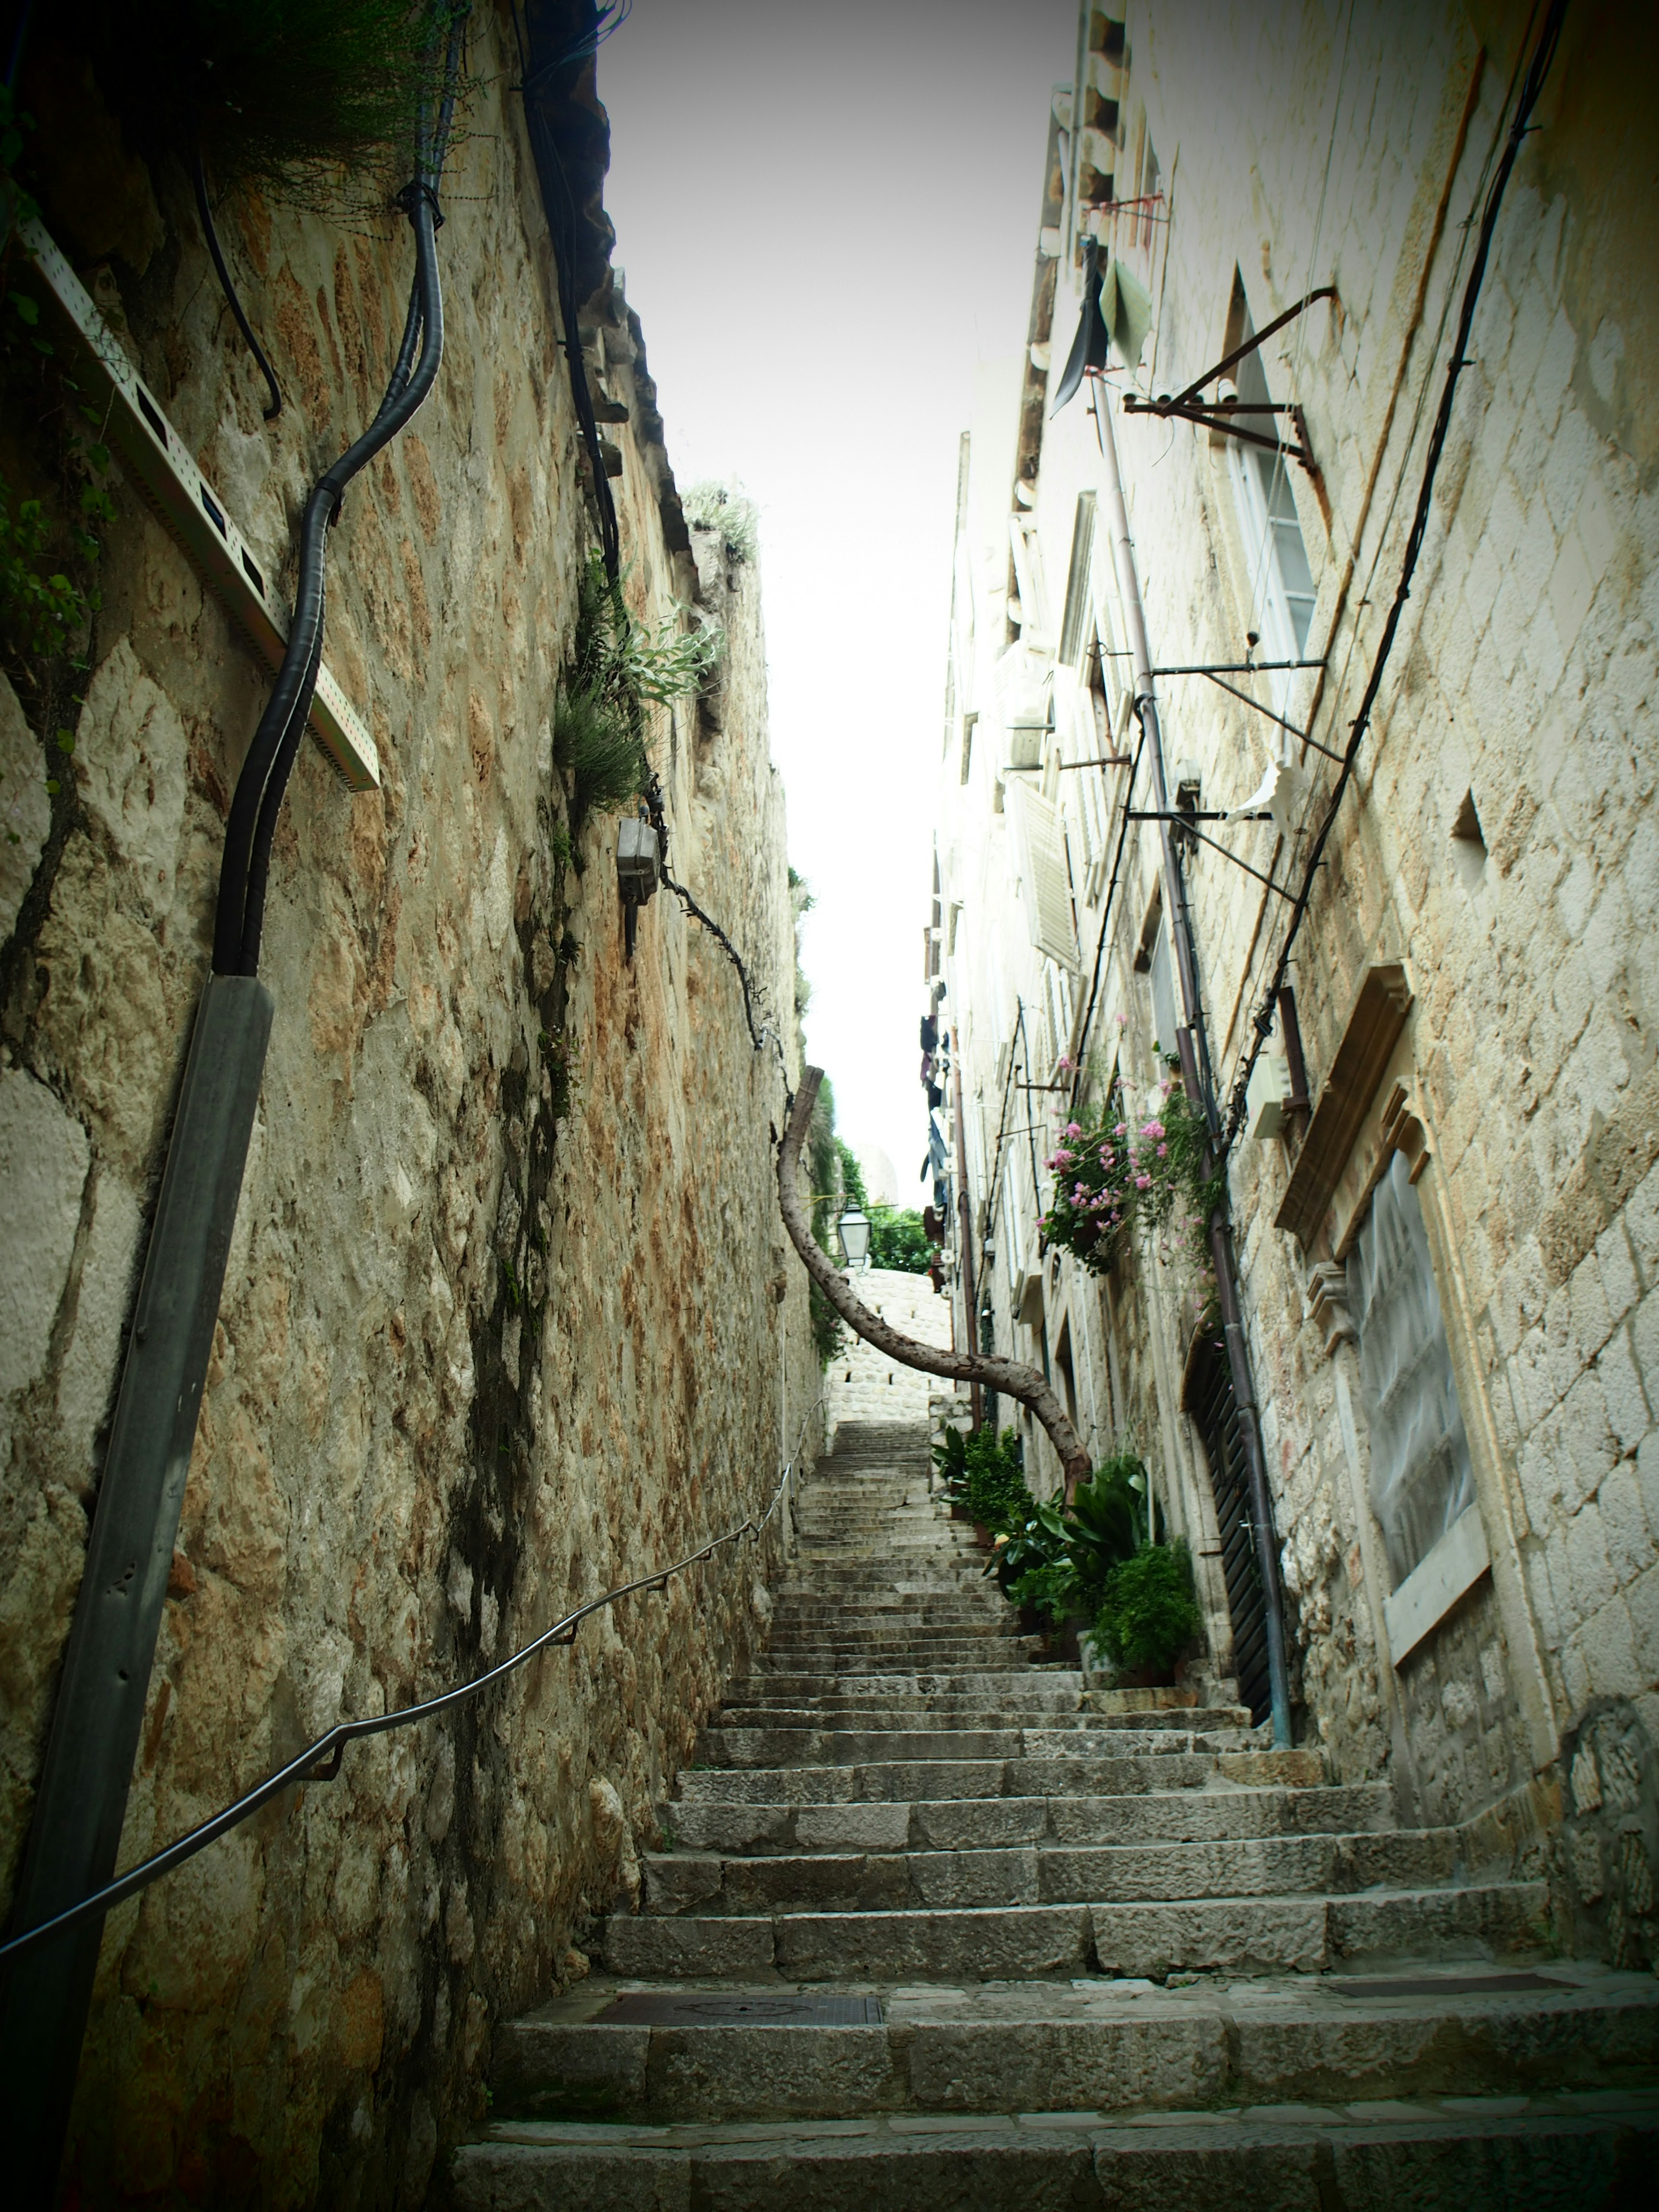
xmin=1283 ymin=963 xmax=1558 ymax=1770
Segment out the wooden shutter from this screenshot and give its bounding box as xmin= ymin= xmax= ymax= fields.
xmin=1008 ymin=782 xmax=1078 ymax=970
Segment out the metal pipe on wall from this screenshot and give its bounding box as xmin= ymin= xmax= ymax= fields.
xmin=1094 ymin=392 xmax=1294 ymax=1748
xmin=950 ymin=1038 xmax=983 ymax=1429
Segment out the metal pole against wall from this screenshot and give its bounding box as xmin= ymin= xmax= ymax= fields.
xmin=1094 ymin=391 xmax=1294 ymax=1747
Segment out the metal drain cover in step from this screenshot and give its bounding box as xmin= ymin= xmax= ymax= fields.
xmin=595 ymin=1993 xmax=883 ymax=2026
xmin=1329 ymin=1973 xmax=1556 ymax=1999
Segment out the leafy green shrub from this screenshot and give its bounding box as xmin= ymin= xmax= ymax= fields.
xmin=70 ymin=0 xmax=472 ymax=204
xmin=870 ymin=1208 xmax=931 ymax=1273
xmin=957 ymin=1427 xmax=1029 ymax=1532
xmin=1093 ymin=1540 xmax=1203 ymax=1674
xmin=1007 ymin=1557 xmax=1080 ymax=1623
xmin=0 ymin=482 xmax=95 ymax=660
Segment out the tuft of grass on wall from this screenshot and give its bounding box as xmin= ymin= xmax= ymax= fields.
xmin=552 ymin=685 xmax=648 ymax=835
xmin=682 ymin=480 xmax=758 ymax=564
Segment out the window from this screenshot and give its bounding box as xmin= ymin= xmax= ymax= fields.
xmin=1058 ymin=494 xmax=1098 ymax=667
xmin=1136 ymin=132 xmax=1160 ymax=252
xmin=1148 ymin=924 xmax=1178 ymax=1056
xmin=1006 ymin=782 xmax=1078 ymax=969
xmin=1227 ymin=293 xmax=1317 ymax=683
xmin=1347 ymin=1151 xmax=1476 ymax=1586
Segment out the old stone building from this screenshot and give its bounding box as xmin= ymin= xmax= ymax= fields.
xmin=0 ymin=5 xmax=817 ymax=2202
xmin=930 ymin=0 xmax=1657 ymax=1964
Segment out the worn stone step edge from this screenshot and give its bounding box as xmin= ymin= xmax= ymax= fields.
xmin=673 ymin=1751 xmax=1329 ymax=1805
xmin=489 ymin=1993 xmax=1659 ymax=2124
xmin=657 ymin=1784 xmax=1396 ymax=1856
xmin=693 ymin=1729 xmax=1262 ymax=1767
xmin=452 ymin=2094 xmax=1659 ymax=2211
xmin=638 ymin=1833 xmax=1467 ymax=1915
xmin=601 ymin=1884 xmax=1553 ymax=1982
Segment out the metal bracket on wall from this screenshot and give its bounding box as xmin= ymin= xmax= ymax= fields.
xmin=1150 ymin=661 xmax=1343 ymax=762
xmin=1121 ymin=285 xmax=1335 ymax=475
xmin=21 ymin=218 xmax=379 ymax=791
xmin=1125 ymin=813 xmax=1297 ymax=902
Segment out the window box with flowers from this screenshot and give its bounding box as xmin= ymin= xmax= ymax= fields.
xmin=1039 ymin=1070 xmax=1222 ymax=1296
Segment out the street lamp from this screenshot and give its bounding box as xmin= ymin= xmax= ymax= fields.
xmin=838 ymin=1206 xmax=871 ymax=1270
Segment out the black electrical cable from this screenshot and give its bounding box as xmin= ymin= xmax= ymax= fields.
xmin=1222 ymin=0 xmax=1570 ymax=1152
xmin=212 ymin=12 xmax=468 ymax=978
xmin=191 ymin=151 xmax=282 ymax=421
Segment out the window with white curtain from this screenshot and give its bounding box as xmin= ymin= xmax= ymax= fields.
xmin=1227 ymin=305 xmax=1317 ymax=695
xmin=1347 ymin=1150 xmax=1476 ymax=1586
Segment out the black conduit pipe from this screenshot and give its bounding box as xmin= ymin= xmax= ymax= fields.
xmin=0 ymin=18 xmax=469 ymax=2198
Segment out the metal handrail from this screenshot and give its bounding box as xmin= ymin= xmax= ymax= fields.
xmin=0 ymin=1395 xmax=827 ymax=1965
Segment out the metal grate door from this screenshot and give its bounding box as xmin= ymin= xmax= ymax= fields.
xmin=1190 ymin=1335 xmax=1272 ymax=1725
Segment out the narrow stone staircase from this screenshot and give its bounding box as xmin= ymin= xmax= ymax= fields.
xmin=451 ymin=1421 xmax=1659 ymax=2206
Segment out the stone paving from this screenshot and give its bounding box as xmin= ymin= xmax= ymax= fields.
xmin=452 ymin=1422 xmax=1659 ymax=2206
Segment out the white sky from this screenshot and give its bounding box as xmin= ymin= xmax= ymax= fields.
xmin=600 ymin=0 xmax=1077 ymax=1197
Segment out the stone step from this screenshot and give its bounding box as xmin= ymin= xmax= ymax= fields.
xmin=658 ymin=1784 xmax=1397 ymax=1857
xmin=760 ymin=1638 xmax=1049 ymax=1660
xmin=694 ymin=1727 xmax=1261 ymax=1767
xmin=714 ymin=1703 xmax=1254 ymax=1734
xmin=725 ymin=1672 xmax=1089 ymax=1701
xmin=639 ymin=1831 xmax=1466 ymax=1916
xmin=600 ymin=1881 xmax=1551 ymax=1982
xmin=455 ymin=2093 xmax=1659 ymax=2206
xmin=464 ymin=2098 xmax=1659 ymax=2204
xmin=766 ymin=1618 xmax=1034 ymax=1636
xmin=674 ymin=1750 xmax=1327 ymax=1806
xmin=484 ymin=1967 xmax=1659 ymax=2127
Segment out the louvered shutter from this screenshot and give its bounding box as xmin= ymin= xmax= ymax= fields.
xmin=1007 ymin=782 xmax=1078 ymax=970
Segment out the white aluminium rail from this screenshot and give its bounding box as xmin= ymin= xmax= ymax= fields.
xmin=22 ymin=218 xmax=379 ymax=792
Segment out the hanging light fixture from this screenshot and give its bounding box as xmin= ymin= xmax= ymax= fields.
xmin=617 ymin=812 xmax=661 ymax=961
xmin=838 ymin=1206 xmax=871 ymax=1270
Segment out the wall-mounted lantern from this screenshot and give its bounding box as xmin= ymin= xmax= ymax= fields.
xmin=617 ymin=814 xmax=660 ymax=961
xmin=838 ymin=1206 xmax=871 ymax=1270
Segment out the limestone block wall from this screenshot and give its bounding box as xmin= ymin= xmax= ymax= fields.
xmin=931 ymin=0 xmax=1657 ymax=1918
xmin=825 ymin=1268 xmax=953 ymax=1446
xmin=1119 ymin=0 xmax=1659 ymax=1852
xmin=0 ymin=16 xmax=815 ymax=2204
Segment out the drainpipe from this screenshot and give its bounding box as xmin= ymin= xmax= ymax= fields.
xmin=0 ymin=978 xmax=273 ymax=2203
xmin=1094 ymin=393 xmax=1294 ymax=1748
xmin=949 ymin=1039 xmax=982 ymax=1430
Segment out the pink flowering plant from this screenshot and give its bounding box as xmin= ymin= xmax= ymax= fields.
xmin=1039 ymin=1072 xmax=1220 ymax=1274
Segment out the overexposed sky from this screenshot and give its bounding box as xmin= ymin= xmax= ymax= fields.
xmin=600 ymin=0 xmax=1076 ymax=1194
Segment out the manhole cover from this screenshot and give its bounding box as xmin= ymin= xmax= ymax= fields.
xmin=1328 ymin=1974 xmax=1556 ymax=1999
xmin=594 ymin=1993 xmax=883 ymax=2026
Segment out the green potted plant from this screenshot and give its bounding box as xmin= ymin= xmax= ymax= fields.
xmin=1092 ymin=1538 xmax=1204 ymax=1688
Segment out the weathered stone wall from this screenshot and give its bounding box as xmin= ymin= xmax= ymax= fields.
xmin=0 ymin=13 xmax=816 ymax=2202
xmin=932 ymin=0 xmax=1658 ymax=1920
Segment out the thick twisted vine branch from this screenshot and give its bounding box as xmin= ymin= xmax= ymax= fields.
xmin=779 ymin=1068 xmax=1091 ymax=1492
